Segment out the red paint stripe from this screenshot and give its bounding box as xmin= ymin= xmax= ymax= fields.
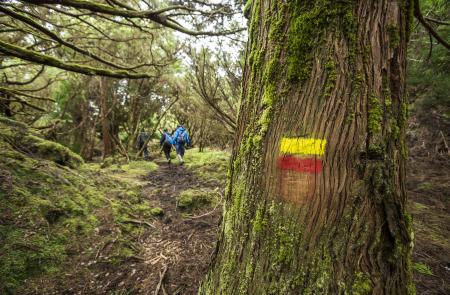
xmin=277 ymin=155 xmax=322 ymax=174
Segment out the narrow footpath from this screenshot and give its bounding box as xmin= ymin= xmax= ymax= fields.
xmin=135 ymin=160 xmax=222 ymax=294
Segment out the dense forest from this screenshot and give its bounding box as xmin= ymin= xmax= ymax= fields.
xmin=0 ymin=0 xmax=448 ymax=294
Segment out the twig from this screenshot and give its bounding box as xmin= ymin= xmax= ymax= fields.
xmin=186 ymin=191 xmax=223 ymax=220
xmin=122 ymin=218 xmax=155 ymax=228
xmin=414 ymin=0 xmax=450 ymax=50
xmin=95 ymin=237 xmax=118 ymax=259
xmin=154 ymin=264 xmax=168 ymax=295
xmin=161 ymin=284 xmax=168 ymax=295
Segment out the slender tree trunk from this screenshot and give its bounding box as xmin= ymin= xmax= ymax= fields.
xmin=201 ymin=0 xmax=415 ymax=294
xmin=199 ymin=117 xmax=205 ymax=152
xmin=77 ymin=98 xmax=90 ymax=158
xmin=99 ymin=77 xmax=112 ymax=159
xmin=0 ymin=93 xmax=12 ymax=117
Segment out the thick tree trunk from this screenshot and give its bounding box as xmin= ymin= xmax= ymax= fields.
xmin=201 ymin=0 xmax=414 ymax=294
xmin=99 ymin=77 xmax=113 ymax=158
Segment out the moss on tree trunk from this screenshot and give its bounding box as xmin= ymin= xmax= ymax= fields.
xmin=200 ymin=0 xmax=415 ymax=294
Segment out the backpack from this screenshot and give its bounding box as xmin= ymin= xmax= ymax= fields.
xmin=163 ymin=133 xmax=172 ymax=147
xmin=178 ymin=131 xmax=187 ymax=145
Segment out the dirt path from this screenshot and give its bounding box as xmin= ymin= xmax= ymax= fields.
xmin=134 ymin=160 xmax=222 ymax=294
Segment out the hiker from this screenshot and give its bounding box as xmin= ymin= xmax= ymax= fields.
xmin=135 ymin=128 xmax=150 ymax=160
xmin=159 ymin=128 xmax=173 ymax=164
xmin=172 ymin=124 xmax=190 ymax=164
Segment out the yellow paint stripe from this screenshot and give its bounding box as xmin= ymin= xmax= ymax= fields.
xmin=280 ymin=137 xmax=326 ymax=156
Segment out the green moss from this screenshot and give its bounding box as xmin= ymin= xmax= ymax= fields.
xmin=0 ymin=117 xmax=149 ymax=292
xmin=101 ymin=157 xmax=114 ymax=168
xmin=0 ymin=117 xmax=83 ymax=168
xmin=177 ymin=189 xmax=215 ymax=211
xmin=343 ymin=8 xmax=357 ymax=61
xmin=352 ymin=272 xmax=372 ymax=294
xmin=367 ymin=143 xmax=384 ymax=160
xmin=287 ymin=1 xmax=333 ymax=81
xmin=390 ymin=118 xmax=400 ymax=141
xmin=150 ymin=207 xmax=164 ymax=217
xmin=184 ymin=148 xmax=229 ymax=182
xmin=413 ymin=262 xmax=433 ymax=275
xmin=387 ymin=24 xmax=400 ymax=48
xmin=324 ymin=57 xmax=337 ymax=98
xmin=243 ymin=0 xmax=252 ymax=19
xmin=262 ymin=58 xmax=278 ymax=84
xmin=368 ymin=95 xmax=383 ymax=134
xmin=417 ymin=181 xmax=433 ymax=191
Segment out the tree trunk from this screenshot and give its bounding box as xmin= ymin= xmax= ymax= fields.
xmin=199 ymin=117 xmax=205 ymax=152
xmin=99 ymin=77 xmax=113 ymax=159
xmin=201 ymin=0 xmax=414 ymax=294
xmin=0 ymin=93 xmax=12 ymax=117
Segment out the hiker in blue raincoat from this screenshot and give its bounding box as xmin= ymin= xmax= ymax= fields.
xmin=172 ymin=125 xmax=190 ymax=164
xmin=159 ymin=128 xmax=173 ymax=164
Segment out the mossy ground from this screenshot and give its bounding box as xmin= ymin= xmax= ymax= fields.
xmin=177 ymin=188 xmax=218 ymax=212
xmin=183 ymin=147 xmax=230 ymax=182
xmin=0 ymin=123 xmax=230 ymax=293
xmin=0 ymin=118 xmax=162 ymax=293
xmin=406 ymin=113 xmax=450 ymax=294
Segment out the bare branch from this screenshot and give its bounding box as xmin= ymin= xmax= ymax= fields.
xmin=3 ymin=65 xmax=45 ymax=85
xmin=414 ymin=0 xmax=450 ymax=50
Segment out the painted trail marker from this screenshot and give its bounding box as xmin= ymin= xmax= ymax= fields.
xmin=277 ymin=137 xmax=326 ymax=204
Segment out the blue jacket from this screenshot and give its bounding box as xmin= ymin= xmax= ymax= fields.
xmin=172 ymin=126 xmax=190 ymax=147
xmin=160 ymin=132 xmax=173 ymax=146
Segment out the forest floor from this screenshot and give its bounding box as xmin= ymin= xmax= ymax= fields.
xmin=0 ymin=115 xmax=228 ymax=295
xmin=406 ymin=114 xmax=450 ymax=295
xmin=121 ymin=156 xmax=225 ymax=294
xmin=2 ymin=116 xmax=449 ymax=294
xmin=52 ymin=149 xmax=229 ymax=295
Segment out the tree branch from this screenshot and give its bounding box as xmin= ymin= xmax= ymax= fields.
xmin=414 ymin=0 xmax=450 ymax=50
xmin=21 ymin=0 xmax=244 ymax=36
xmin=2 ymin=65 xmax=45 ymax=86
xmin=0 ymin=6 xmax=155 ymax=71
xmin=0 ymin=39 xmax=154 ymax=79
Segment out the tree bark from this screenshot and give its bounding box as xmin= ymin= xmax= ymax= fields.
xmin=99 ymin=77 xmax=113 ymax=159
xmin=201 ymin=0 xmax=415 ymax=294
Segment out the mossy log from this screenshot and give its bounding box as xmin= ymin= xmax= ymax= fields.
xmin=0 ymin=116 xmax=83 ymax=168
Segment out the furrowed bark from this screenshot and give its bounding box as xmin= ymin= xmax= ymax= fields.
xmin=201 ymin=0 xmax=415 ymax=294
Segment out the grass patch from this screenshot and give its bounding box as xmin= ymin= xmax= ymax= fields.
xmin=413 ymin=202 xmax=429 ymax=211
xmin=414 ymin=262 xmax=433 ymax=276
xmin=150 ymin=207 xmax=164 ymax=216
xmin=91 ymin=160 xmax=158 ymax=186
xmin=176 ymin=189 xmax=217 ymax=212
xmin=417 ymin=182 xmax=433 ymax=191
xmin=184 ymin=148 xmax=230 ymax=182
